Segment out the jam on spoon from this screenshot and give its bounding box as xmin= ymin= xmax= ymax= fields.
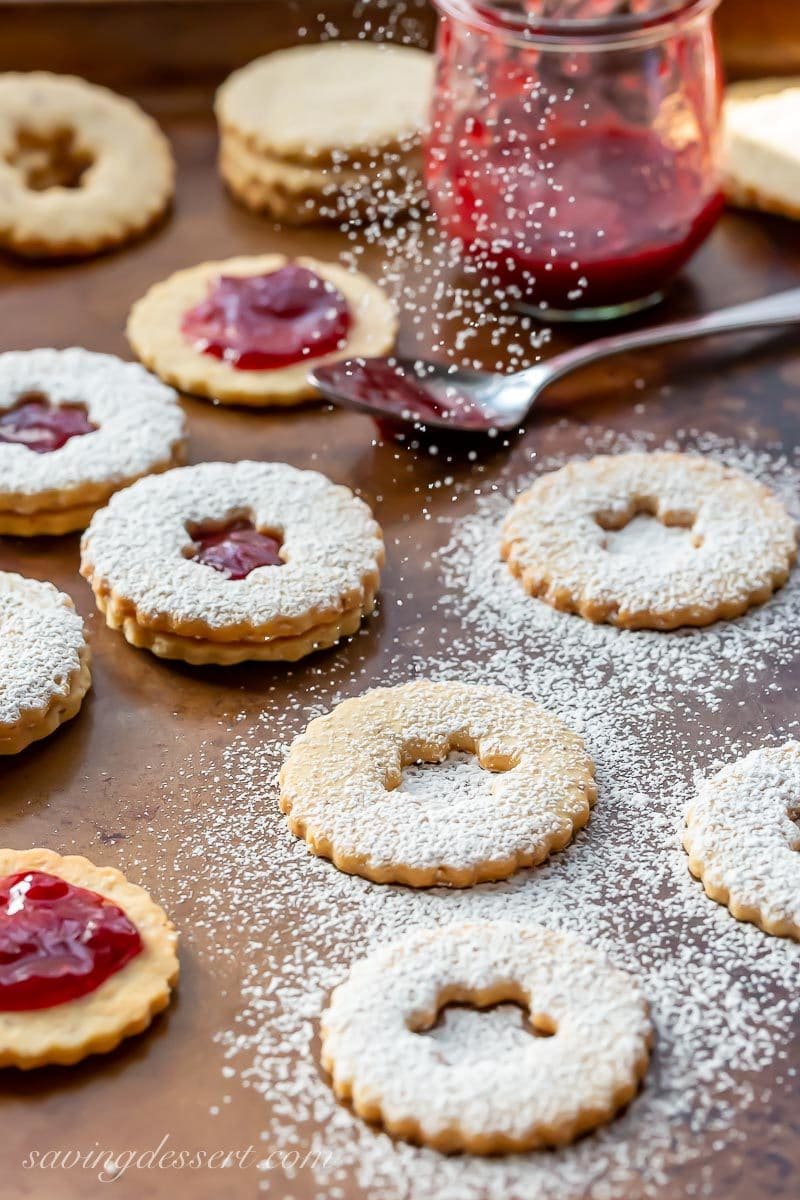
xmin=310 ymin=358 xmax=491 ymax=430
xmin=189 ymin=519 xmax=284 ymax=580
xmin=0 ymin=870 xmax=142 ymax=1011
xmin=180 ymin=264 xmax=353 ymax=371
xmin=0 ymin=393 xmax=96 ymax=454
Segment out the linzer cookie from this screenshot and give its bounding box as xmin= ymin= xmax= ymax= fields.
xmin=0 ymin=848 xmax=179 ymax=1068
xmin=80 ymin=460 xmax=384 ymax=665
xmin=215 ymin=43 xmax=432 ymax=224
xmin=0 ymin=73 xmax=173 ymax=257
xmin=0 ymin=349 xmax=186 ymax=535
xmin=127 ymin=254 xmax=397 ymax=406
xmin=501 ymin=452 xmax=797 ymax=630
xmin=684 ymin=742 xmax=800 ymax=940
xmin=279 ymin=680 xmax=596 ymax=886
xmin=321 ymin=921 xmax=652 ymax=1153
xmin=0 ymin=573 xmax=90 ymax=755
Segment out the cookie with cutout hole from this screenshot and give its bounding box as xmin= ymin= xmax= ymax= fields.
xmin=501 ymin=451 xmax=797 ymax=630
xmin=0 ymin=72 xmax=173 ymax=257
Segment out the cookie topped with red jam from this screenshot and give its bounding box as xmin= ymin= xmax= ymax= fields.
xmin=126 ymin=253 xmax=397 ymax=407
xmin=0 ymin=848 xmax=178 ymax=1068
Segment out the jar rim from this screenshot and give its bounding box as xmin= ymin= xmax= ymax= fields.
xmin=431 ymin=0 xmax=722 ymax=47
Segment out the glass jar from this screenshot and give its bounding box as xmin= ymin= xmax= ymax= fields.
xmin=425 ymin=0 xmax=725 ymax=320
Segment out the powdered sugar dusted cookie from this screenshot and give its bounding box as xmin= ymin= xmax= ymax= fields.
xmin=501 ymin=452 xmax=797 ymax=630
xmin=127 ymin=254 xmax=397 ymax=407
xmin=321 ymin=921 xmax=651 ymax=1153
xmin=684 ymin=742 xmax=800 ymax=939
xmin=0 ymin=73 xmax=173 ymax=258
xmin=0 ymin=573 xmax=90 ymax=754
xmin=0 ymin=848 xmax=178 ymax=1068
xmin=80 ymin=460 xmax=383 ymax=665
xmin=0 ymin=349 xmax=186 ymax=535
xmin=215 ymin=43 xmax=434 ymax=165
xmin=279 ymin=680 xmax=596 ymax=886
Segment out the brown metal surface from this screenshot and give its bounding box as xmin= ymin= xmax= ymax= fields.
xmin=0 ymin=10 xmax=799 ymax=1199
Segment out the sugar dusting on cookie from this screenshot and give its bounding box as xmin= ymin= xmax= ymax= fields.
xmin=113 ymin=424 xmax=800 ymax=1198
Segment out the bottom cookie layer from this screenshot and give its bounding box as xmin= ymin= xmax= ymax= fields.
xmin=0 ymin=646 xmax=92 ymax=755
xmin=96 ymin=594 xmax=370 ymax=664
xmin=0 ymin=502 xmax=100 ymax=537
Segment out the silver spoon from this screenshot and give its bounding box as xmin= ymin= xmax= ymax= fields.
xmin=309 ymin=286 xmax=800 ymax=434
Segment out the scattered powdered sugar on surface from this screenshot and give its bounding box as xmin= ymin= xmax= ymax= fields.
xmin=135 ymin=427 xmax=800 ymax=1198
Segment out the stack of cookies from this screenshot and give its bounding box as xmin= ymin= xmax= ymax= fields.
xmin=215 ymin=41 xmax=435 ymax=225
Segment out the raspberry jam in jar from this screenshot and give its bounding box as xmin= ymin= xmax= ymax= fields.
xmin=180 ymin=265 xmax=352 ymax=370
xmin=0 ymin=871 xmax=142 ymax=1011
xmin=426 ymin=0 xmax=724 ymax=319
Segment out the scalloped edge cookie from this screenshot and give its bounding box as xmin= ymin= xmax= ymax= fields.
xmin=0 ymin=848 xmax=179 ymax=1068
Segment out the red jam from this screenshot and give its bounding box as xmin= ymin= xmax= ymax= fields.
xmin=190 ymin=520 xmax=284 ymax=580
xmin=180 ymin=265 xmax=353 ymax=370
xmin=0 ymin=871 xmax=142 ymax=1011
xmin=427 ymin=120 xmax=724 ymax=311
xmin=316 ymin=359 xmax=490 ymax=430
xmin=0 ymin=395 xmax=96 ymax=454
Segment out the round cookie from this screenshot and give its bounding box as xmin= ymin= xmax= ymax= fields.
xmin=321 ymin=921 xmax=652 ymax=1153
xmin=279 ymin=680 xmax=596 ymax=886
xmin=501 ymin=452 xmax=797 ymax=630
xmin=0 ymin=573 xmax=90 ymax=754
xmin=127 ymin=254 xmax=397 ymax=406
xmin=0 ymin=348 xmax=186 ymax=535
xmin=0 ymin=72 xmax=173 ymax=258
xmin=683 ymin=742 xmax=800 ymax=939
xmin=80 ymin=460 xmax=384 ymax=665
xmin=0 ymin=848 xmax=178 ymax=1068
xmin=215 ymin=42 xmax=435 ymax=166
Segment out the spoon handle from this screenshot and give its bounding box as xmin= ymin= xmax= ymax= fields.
xmin=534 ymin=285 xmax=800 ymax=390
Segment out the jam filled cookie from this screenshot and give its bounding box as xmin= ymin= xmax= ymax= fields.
xmin=0 ymin=349 xmax=186 ymax=535
xmin=80 ymin=460 xmax=384 ymax=665
xmin=0 ymin=848 xmax=178 ymax=1068
xmin=0 ymin=73 xmax=173 ymax=258
xmin=279 ymin=680 xmax=596 ymax=886
xmin=501 ymin=452 xmax=797 ymax=630
xmin=684 ymin=742 xmax=800 ymax=940
xmin=0 ymin=573 xmax=90 ymax=754
xmin=321 ymin=921 xmax=651 ymax=1153
xmin=127 ymin=254 xmax=397 ymax=407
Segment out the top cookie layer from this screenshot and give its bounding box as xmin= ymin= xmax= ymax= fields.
xmin=501 ymin=452 xmax=797 ymax=630
xmin=0 ymin=73 xmax=174 ymax=257
xmin=215 ymin=43 xmax=435 ymax=165
xmin=0 ymin=573 xmax=88 ymax=735
xmin=0 ymin=349 xmax=186 ymax=512
xmin=684 ymin=742 xmax=800 ymax=939
xmin=80 ymin=460 xmax=384 ymax=640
